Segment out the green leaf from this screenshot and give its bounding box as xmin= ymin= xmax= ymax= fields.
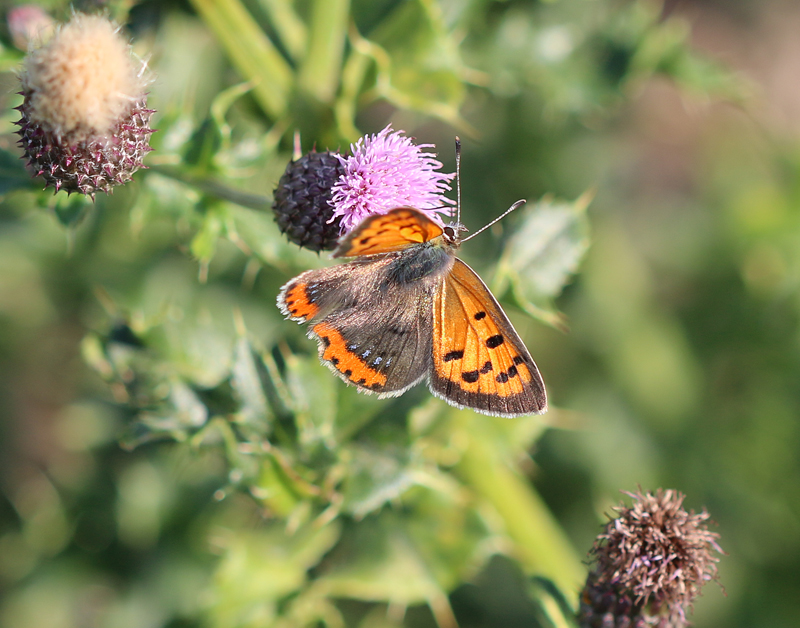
xmin=314 ymin=491 xmax=488 ymax=624
xmin=403 ymin=487 xmax=490 ymax=591
xmin=52 ymin=193 xmax=94 ymax=228
xmin=190 ymin=202 xmax=225 ymax=265
xmin=451 ymin=410 xmax=585 ymax=595
xmin=209 ymin=520 xmax=341 ymax=626
xmin=168 ymin=379 xmax=210 ymax=428
xmin=285 ymin=352 xmax=338 ymax=450
xmin=357 ymin=0 xmax=469 ymax=128
xmin=183 ymin=117 xmax=224 ymax=171
xmin=136 ymin=274 xmax=238 ymax=389
xmin=121 ymin=379 xmax=210 ymax=448
xmin=312 ymin=510 xmax=452 ymax=604
xmin=624 ymin=2 xmax=747 ymax=102
xmin=0 ymin=148 xmax=35 ymax=196
xmin=495 ymin=193 xmax=592 ymax=327
xmin=332 ymin=384 xmax=386 ymax=443
xmin=252 ymin=454 xmax=303 ymax=517
xmin=210 ymin=81 xmax=256 ymax=144
xmin=526 ymin=576 xmax=580 ymax=628
xmin=339 ymin=445 xmax=418 ymax=519
xmin=228 ymin=203 xmax=323 ymax=271
xmin=231 ymin=338 xmax=272 ymax=426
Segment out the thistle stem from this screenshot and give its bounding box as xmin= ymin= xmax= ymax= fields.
xmin=298 ymin=0 xmax=350 ymax=103
xmin=452 ymin=411 xmax=585 ymax=600
xmin=188 ymin=0 xmax=292 ymax=119
xmin=149 ymin=165 xmax=271 ymax=211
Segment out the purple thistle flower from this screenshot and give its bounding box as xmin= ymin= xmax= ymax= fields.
xmin=329 ymin=125 xmax=455 ymax=233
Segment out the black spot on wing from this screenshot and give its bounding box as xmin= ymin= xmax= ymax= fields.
xmin=462 ymin=370 xmax=479 ymax=383
xmin=494 ymin=363 xmax=519 ymax=384
xmin=474 ymin=311 xmax=486 ymax=320
xmin=480 ymin=361 xmax=493 ymax=374
xmin=486 ymin=334 xmax=504 ymax=349
xmin=443 ymin=350 xmax=464 ymax=362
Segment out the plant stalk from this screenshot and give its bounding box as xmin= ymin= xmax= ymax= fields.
xmin=189 ymin=0 xmax=292 ymax=119
xmin=453 ymin=411 xmax=585 ymax=601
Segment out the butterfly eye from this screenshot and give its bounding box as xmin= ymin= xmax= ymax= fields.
xmin=444 ymin=226 xmax=456 ymax=239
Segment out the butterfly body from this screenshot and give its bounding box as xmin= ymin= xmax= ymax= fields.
xmin=277 ymin=207 xmax=547 ymax=417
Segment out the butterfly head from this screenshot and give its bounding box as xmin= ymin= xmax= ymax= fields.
xmin=442 ymin=222 xmax=467 ymax=249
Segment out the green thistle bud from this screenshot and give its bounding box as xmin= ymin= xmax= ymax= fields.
xmin=14 ymin=13 xmax=154 ymax=197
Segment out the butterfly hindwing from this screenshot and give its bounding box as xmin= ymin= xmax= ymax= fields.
xmin=429 ymin=258 xmax=547 ymax=417
xmin=280 ymin=254 xmax=437 ymax=397
xmin=310 ymin=308 xmax=430 ymax=396
xmin=334 ymin=207 xmax=444 ymax=258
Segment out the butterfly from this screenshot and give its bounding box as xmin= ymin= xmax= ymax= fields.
xmin=277 ymin=205 xmax=547 ymax=418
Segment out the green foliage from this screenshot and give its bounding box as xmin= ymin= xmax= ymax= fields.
xmin=0 ymin=1 xmax=770 ymax=628
xmin=496 ymin=193 xmax=592 ymax=329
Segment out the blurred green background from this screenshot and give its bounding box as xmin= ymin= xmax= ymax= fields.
xmin=0 ymin=0 xmax=798 ymax=626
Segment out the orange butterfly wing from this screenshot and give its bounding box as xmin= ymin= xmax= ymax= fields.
xmin=430 ymin=258 xmax=547 ymax=417
xmin=333 ymin=207 xmax=444 ymax=258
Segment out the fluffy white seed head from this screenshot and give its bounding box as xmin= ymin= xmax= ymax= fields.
xmin=21 ymin=13 xmax=146 ymax=140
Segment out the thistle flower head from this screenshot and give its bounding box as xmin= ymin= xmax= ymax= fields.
xmin=329 ymin=125 xmax=455 ymax=233
xmin=15 ymin=13 xmax=154 ymax=196
xmin=579 ymin=489 xmax=723 ymax=628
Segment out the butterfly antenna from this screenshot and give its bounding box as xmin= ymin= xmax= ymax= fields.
xmin=455 ymin=136 xmax=462 ymax=225
xmin=462 ymin=199 xmax=527 ymax=242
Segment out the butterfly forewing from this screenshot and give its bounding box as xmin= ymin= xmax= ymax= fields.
xmin=430 ymin=259 xmax=547 ymax=417
xmin=334 ymin=207 xmax=444 ymax=258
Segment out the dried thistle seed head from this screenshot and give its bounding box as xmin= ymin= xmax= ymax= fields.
xmin=579 ymin=489 xmax=723 ymax=628
xmin=21 ymin=13 xmax=146 ymax=139
xmin=14 ymin=13 xmax=154 ymax=196
xmin=272 ymin=150 xmax=345 ymax=252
